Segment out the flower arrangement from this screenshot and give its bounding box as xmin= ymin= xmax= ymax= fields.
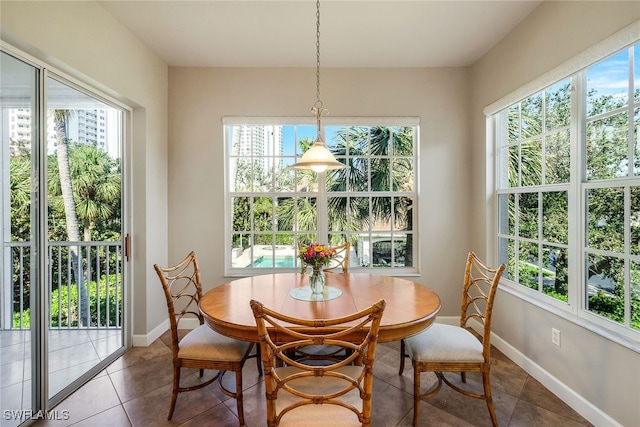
xmin=299 ymin=243 xmax=337 ymax=270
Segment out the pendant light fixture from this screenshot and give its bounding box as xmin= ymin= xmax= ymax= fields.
xmin=289 ymin=0 xmax=347 ymax=173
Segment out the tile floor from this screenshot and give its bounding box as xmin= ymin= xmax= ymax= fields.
xmin=27 ymin=330 xmax=594 ymax=427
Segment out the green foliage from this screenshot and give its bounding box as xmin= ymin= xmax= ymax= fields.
xmin=277 ymin=197 xmax=317 ymax=234
xmin=48 ymin=274 xmax=122 ymax=328
xmin=517 ymin=258 xmax=568 ymax=300
xmin=543 ymin=289 xmax=568 ymax=302
xmin=253 ymin=197 xmax=274 ymax=232
xmin=588 ymin=287 xmax=640 ymax=330
xmin=588 ymin=291 xmax=624 ymax=323
xmin=506 ymin=78 xmax=640 ymax=330
xmin=12 ymin=274 xmax=122 ymax=329
xmin=9 ymin=140 xmax=122 ymax=322
xmin=232 ymin=197 xmax=251 ymax=249
xmin=13 ymin=309 xmax=30 ymax=329
xmin=9 ymin=152 xmax=32 ymax=240
xmin=48 ymin=141 xmax=121 ymax=242
xmin=11 ymin=140 xmax=122 ymax=244
xmin=518 ymin=261 xmax=540 ymax=291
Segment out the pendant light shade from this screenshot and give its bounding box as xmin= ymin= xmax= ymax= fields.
xmin=289 ymin=139 xmax=346 ymax=172
xmin=289 ymin=0 xmax=347 ymax=173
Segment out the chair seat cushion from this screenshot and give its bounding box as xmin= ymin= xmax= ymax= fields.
xmin=404 ymin=323 xmax=484 ymax=363
xmin=272 ymin=365 xmax=365 ymax=426
xmin=178 ymin=324 xmax=252 ymax=361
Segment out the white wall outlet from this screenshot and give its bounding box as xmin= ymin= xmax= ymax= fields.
xmin=551 ymin=328 xmax=561 ymax=346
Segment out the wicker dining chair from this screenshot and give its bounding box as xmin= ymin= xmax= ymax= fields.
xmin=323 ymin=242 xmax=351 ymax=273
xmin=398 ymin=251 xmax=506 ymax=427
xmin=250 ymin=298 xmax=386 ymax=427
xmin=154 ymin=251 xmax=260 ymax=424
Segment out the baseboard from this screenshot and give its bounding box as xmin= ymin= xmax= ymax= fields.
xmin=485 ymin=326 xmax=622 ymax=427
xmin=131 ymin=318 xmax=200 ymax=347
xmin=132 ymin=318 xmax=168 ymax=347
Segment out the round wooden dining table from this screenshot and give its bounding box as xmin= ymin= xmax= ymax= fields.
xmin=199 ymin=272 xmax=441 ymax=343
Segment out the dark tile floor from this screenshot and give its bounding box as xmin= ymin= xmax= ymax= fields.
xmin=34 ymin=331 xmax=593 ymax=426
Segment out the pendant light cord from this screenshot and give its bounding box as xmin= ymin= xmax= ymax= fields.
xmin=289 ymin=0 xmax=346 ymax=170
xmin=316 ymin=0 xmax=321 ymax=107
xmin=313 ymin=0 xmax=326 ymax=140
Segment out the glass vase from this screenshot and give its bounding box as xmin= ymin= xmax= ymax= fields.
xmin=309 ymin=267 xmax=325 ymax=295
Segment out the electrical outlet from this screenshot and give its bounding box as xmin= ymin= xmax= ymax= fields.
xmin=551 ymin=328 xmax=561 ymax=346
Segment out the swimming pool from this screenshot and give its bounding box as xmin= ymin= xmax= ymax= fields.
xmin=249 ymin=255 xmax=296 ymax=268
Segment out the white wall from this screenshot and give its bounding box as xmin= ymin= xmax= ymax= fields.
xmin=0 ymin=1 xmax=170 ymax=339
xmin=167 ymin=66 xmax=472 ymax=313
xmin=470 ymin=2 xmax=640 ymax=426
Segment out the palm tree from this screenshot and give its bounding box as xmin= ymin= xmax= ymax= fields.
xmin=9 ymin=150 xmax=31 ymax=240
xmin=51 ymin=109 xmax=87 ymax=325
xmin=9 ymin=150 xmax=32 ymax=323
xmin=327 ymin=126 xmax=415 ymax=266
xmin=277 ymin=196 xmax=318 ymax=238
xmin=68 ymin=143 xmax=121 ymax=242
xmin=48 ymin=140 xmax=123 ymax=324
xmin=240 ymin=126 xmax=415 ymax=266
xmin=52 ymin=110 xmax=82 ymax=243
xmin=274 ymin=137 xmax=320 ymax=243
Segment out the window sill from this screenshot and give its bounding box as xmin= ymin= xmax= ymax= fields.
xmin=224 ymin=267 xmax=421 ymax=278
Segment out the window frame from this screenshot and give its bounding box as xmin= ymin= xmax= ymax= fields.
xmin=486 ymin=20 xmax=640 ymax=348
xmin=223 ymin=116 xmax=420 ymax=277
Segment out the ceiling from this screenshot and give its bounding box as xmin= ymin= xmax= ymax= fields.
xmin=98 ymin=0 xmax=543 ymax=68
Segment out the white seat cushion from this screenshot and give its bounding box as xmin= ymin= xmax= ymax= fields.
xmin=271 ymin=365 xmax=365 ymax=426
xmin=178 ymin=324 xmax=252 ymax=361
xmin=404 ymin=323 xmax=484 ymax=363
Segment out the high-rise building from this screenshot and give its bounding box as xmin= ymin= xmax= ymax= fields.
xmin=231 ymin=125 xmax=282 ymax=158
xmin=4 ymin=108 xmax=31 ymax=143
xmin=229 ymin=125 xmax=284 ymax=188
xmin=3 ymin=108 xmax=120 ymax=158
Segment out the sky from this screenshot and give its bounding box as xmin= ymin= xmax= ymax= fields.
xmin=587 ymin=44 xmax=640 ymax=97
xmin=282 ymin=124 xmax=342 ymax=156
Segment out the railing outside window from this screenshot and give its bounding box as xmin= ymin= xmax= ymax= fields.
xmin=3 ymin=241 xmax=123 ymax=331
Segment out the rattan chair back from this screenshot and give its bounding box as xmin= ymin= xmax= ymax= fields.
xmin=154 ymin=251 xmax=257 ymax=424
xmin=250 ymin=298 xmax=386 ymax=426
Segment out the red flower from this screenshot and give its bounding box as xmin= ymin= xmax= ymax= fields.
xmin=299 ymin=243 xmax=337 ymax=269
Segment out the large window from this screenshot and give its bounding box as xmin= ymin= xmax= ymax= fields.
xmin=224 ymin=118 xmax=418 ymax=275
xmin=496 ymin=78 xmax=571 ymax=302
xmin=493 ymin=41 xmax=640 ymax=340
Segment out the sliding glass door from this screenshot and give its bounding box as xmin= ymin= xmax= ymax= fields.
xmin=1 ymin=48 xmax=39 ymax=427
xmin=45 ymin=76 xmax=126 ymax=401
xmin=1 ymin=49 xmax=128 ymax=425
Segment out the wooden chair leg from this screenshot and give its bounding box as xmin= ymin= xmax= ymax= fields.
xmin=399 ymin=339 xmax=406 ymax=375
xmin=235 ymin=369 xmax=245 ymax=426
xmin=413 ymin=363 xmax=421 ymax=427
xmin=255 ymin=344 xmax=263 ymax=376
xmin=483 ymin=372 xmax=499 ymax=427
xmin=168 ymin=365 xmax=180 ymax=420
